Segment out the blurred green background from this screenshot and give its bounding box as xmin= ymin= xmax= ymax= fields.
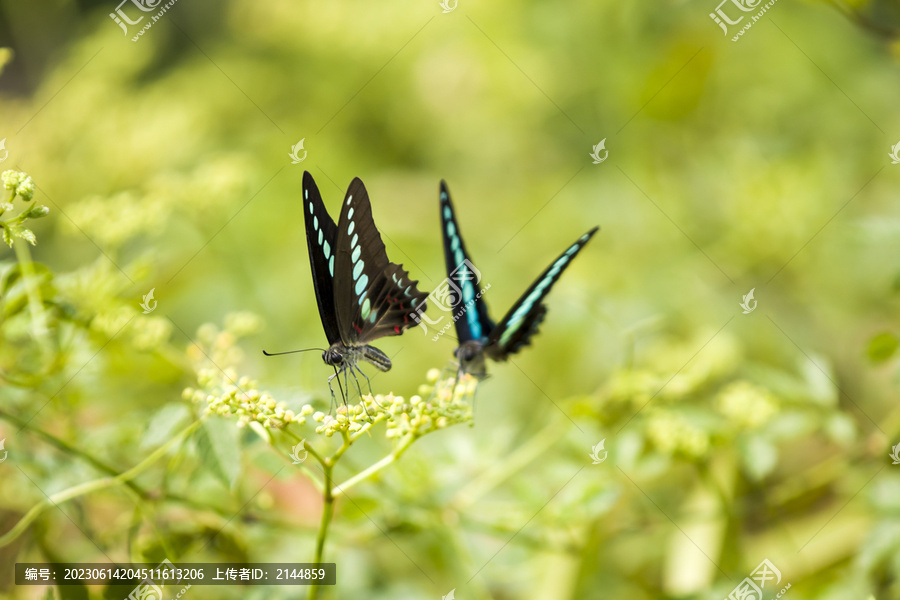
xmin=2 ymin=0 xmax=900 ymax=598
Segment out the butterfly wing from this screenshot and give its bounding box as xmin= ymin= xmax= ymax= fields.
xmin=484 ymin=226 xmax=598 ymax=361
xmin=439 ymin=181 xmax=495 ymax=343
xmin=333 ymin=177 xmax=428 ymax=345
xmin=302 ymin=171 xmax=341 ymax=345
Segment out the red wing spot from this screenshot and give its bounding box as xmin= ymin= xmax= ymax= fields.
xmin=393 ymin=325 xmax=401 ymax=333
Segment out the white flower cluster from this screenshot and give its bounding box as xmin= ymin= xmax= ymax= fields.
xmin=307 ymin=369 xmax=477 ymax=439
xmin=184 ymin=371 xmax=301 ymax=430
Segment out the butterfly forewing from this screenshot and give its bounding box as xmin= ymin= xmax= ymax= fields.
xmin=485 ymin=227 xmax=599 ymax=360
xmin=303 ymin=171 xmax=341 ymax=345
xmin=440 ymin=181 xmax=495 ymax=343
xmin=333 ymin=178 xmax=428 ymax=344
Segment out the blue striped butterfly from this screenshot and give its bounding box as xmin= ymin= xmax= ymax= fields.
xmin=439 ymin=181 xmax=598 ymax=377
xmin=291 ymin=171 xmax=428 ymax=401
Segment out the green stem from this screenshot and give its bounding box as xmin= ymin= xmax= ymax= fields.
xmin=0 ymin=409 xmax=145 ymax=497
xmin=278 ymin=430 xmax=327 ymax=492
xmin=13 ymin=236 xmax=49 ymax=346
xmin=332 ymin=434 xmax=417 ymax=498
xmin=451 ymin=421 xmax=564 ymax=510
xmin=308 ymin=460 xmax=334 ymax=600
xmin=307 ymin=430 xmax=356 ymax=600
xmin=0 ymin=408 xmax=246 ymax=554
xmin=0 ymin=419 xmax=202 ymax=548
xmin=304 ymin=438 xmax=328 ymax=468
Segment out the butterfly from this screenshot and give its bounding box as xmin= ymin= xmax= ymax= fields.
xmin=438 ymin=181 xmax=598 ymax=377
xmin=299 ymin=171 xmax=428 ymax=400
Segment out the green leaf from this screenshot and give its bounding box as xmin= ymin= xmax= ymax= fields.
xmin=0 ymin=261 xmax=22 ymax=293
xmin=13 ymin=225 xmax=36 ymax=245
xmin=141 ymin=403 xmax=191 ymax=450
xmin=739 ymin=434 xmax=778 ymax=480
xmin=824 ymin=413 xmax=856 ymax=446
xmin=801 ymin=354 xmax=837 ymax=406
xmin=868 ymin=332 xmax=899 ymax=363
xmin=195 ymin=416 xmax=242 ymax=489
xmin=342 ymin=496 xmax=379 ymax=520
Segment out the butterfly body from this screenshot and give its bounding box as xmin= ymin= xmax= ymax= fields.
xmin=322 ymin=342 xmax=392 ymax=373
xmin=438 ymin=181 xmax=597 ymax=377
xmin=455 ymin=339 xmax=488 ymax=379
xmin=302 ymin=171 xmax=427 ymax=400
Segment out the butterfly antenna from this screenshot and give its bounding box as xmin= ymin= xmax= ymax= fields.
xmin=262 ymin=347 xmax=325 ymax=357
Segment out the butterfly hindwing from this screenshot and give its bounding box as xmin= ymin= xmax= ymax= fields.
xmin=333 ymin=178 xmax=428 ymax=344
xmin=484 ymin=227 xmax=599 ymax=361
xmin=439 ymin=181 xmax=495 ymax=343
xmin=302 ymin=171 xmax=341 ymax=345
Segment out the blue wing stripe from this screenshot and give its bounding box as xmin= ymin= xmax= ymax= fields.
xmin=440 ymin=182 xmax=492 ymax=342
xmin=493 ymin=226 xmax=599 ymax=349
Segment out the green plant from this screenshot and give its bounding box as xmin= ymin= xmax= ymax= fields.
xmin=183 ymin=324 xmax=477 ymax=598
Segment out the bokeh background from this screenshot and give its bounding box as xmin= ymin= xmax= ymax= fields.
xmin=2 ymin=0 xmax=900 ymax=598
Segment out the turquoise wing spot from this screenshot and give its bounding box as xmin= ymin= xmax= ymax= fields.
xmin=353 ymin=261 xmax=364 ymax=280
xmin=329 ymin=256 xmax=334 ymax=276
xmin=347 ymin=195 xmax=353 ymax=205
xmin=499 ymin=271 xmax=559 ymax=345
xmin=305 ymin=190 xmax=309 ymax=200
xmin=451 ymin=236 xmax=460 ymax=252
xmin=314 ymin=216 xmax=319 ymax=230
xmin=499 ymin=323 xmax=520 ymax=346
xmin=467 ymin=309 xmax=482 ymax=338
xmin=323 ymin=240 xmax=331 ymax=259
xmin=369 ymin=311 xmax=377 ymax=323
xmin=352 ymin=246 xmax=361 ymax=263
xmin=348 ymin=207 xmax=354 ymax=219
xmin=453 ymin=248 xmax=465 ymax=267
xmin=308 ymin=200 xmax=312 ymax=213
xmin=348 ymin=221 xmax=355 ymax=236
xmin=462 ymin=279 xmax=475 ymax=304
xmin=447 ymin=222 xmax=456 ymax=237
xmin=565 ymin=244 xmax=579 ymax=256
xmin=351 ymin=233 xmax=358 ymax=248
xmin=318 ymin=229 xmax=323 ymax=245
xmin=547 ymin=257 xmax=568 ymax=278
xmin=441 ymin=193 xmax=449 ymax=204
xmin=355 ymin=274 xmax=369 ymax=295
xmin=361 ymin=297 xmax=371 ymax=320
xmin=453 ymin=265 xmax=481 ymax=338
xmin=358 ymin=290 xmax=367 ymax=306
xmin=411 ymin=298 xmax=418 ymax=307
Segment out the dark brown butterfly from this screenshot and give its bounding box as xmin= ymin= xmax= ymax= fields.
xmin=296 ymin=172 xmax=428 ymax=401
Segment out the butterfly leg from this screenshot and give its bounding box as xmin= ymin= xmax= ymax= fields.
xmin=346 ymin=366 xmax=374 ymax=417
xmin=343 ymin=367 xmax=352 ymax=407
xmin=348 ymin=366 xmax=364 ymax=401
xmin=353 ymin=364 xmax=384 ymax=409
xmin=328 ymin=366 xmax=347 ymax=413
